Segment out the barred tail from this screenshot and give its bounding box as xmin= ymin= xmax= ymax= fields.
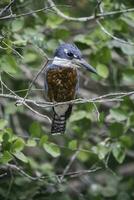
xmin=51 ymin=105 xmax=72 ymax=134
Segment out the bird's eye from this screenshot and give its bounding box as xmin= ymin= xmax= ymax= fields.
xmin=67 ymin=52 xmax=74 ymax=57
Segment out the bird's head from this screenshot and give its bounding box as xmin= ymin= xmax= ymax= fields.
xmin=53 ymin=43 xmax=97 ymax=74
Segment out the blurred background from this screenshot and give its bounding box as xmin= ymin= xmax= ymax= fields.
xmin=0 ymin=0 xmax=134 ymax=199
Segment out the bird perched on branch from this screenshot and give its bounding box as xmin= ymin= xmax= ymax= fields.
xmin=45 ymin=43 xmax=97 ymax=134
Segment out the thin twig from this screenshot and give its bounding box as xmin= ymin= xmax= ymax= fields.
xmin=23 ymin=101 xmax=51 ymax=123
xmin=47 ymin=0 xmax=134 ymax=22
xmin=2 ymin=163 xmax=101 ymax=181
xmin=5 ymin=164 xmax=41 ymax=181
xmin=0 ymin=6 xmax=54 ymax=20
xmin=94 ymin=0 xmax=103 ymax=18
xmin=60 ymin=144 xmax=82 ymax=182
xmin=97 ymin=20 xmax=134 ymax=45
xmin=0 ymin=0 xmax=134 ymax=24
xmin=1 ymin=79 xmax=51 ymax=123
xmin=21 ymin=59 xmax=49 ymax=104
xmin=47 ymin=0 xmax=134 ymax=46
xmin=2 ymin=41 xmax=24 ymax=59
xmin=0 ymin=72 xmax=4 ymax=94
xmin=0 ymin=0 xmax=15 ymax=17
xmin=97 ymin=0 xmax=104 ymax=15
xmin=57 ymin=167 xmax=102 ymax=178
xmin=0 ymin=91 xmax=134 ymax=108
xmin=93 ymin=102 xmax=100 ymax=121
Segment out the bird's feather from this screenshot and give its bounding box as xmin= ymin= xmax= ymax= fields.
xmin=45 ymin=65 xmax=78 ymax=134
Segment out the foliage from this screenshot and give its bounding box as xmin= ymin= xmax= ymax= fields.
xmin=0 ymin=0 xmax=134 ymax=200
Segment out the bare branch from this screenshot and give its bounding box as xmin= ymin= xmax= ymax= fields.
xmin=22 ymin=101 xmax=51 ymax=123
xmin=0 ymin=6 xmax=54 ymax=20
xmin=47 ymin=0 xmax=134 ymax=46
xmin=0 ymin=79 xmax=51 ymax=123
xmin=2 ymin=163 xmax=101 ymax=181
xmin=0 ymin=91 xmax=134 ymax=108
xmin=93 ymin=102 xmax=100 ymax=121
xmin=57 ymin=167 xmax=102 ymax=179
xmin=97 ymin=20 xmax=134 ymax=46
xmin=4 ymin=164 xmax=41 ymax=181
xmin=47 ymin=0 xmax=134 ymax=22
xmin=21 ymin=59 xmax=49 ymax=104
xmin=0 ymin=0 xmax=15 ymax=17
xmin=2 ymin=41 xmax=24 ymax=59
xmin=0 ymin=72 xmax=4 ymax=94
xmin=94 ymin=0 xmax=103 ymax=18
xmin=60 ymin=145 xmax=82 ymax=182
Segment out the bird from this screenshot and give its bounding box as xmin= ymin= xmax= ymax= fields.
xmin=45 ymin=43 xmax=97 ymax=134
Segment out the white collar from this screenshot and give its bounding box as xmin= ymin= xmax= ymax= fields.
xmin=52 ymin=56 xmax=72 ymax=67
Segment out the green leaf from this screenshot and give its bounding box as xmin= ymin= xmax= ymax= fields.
xmin=109 ymin=122 xmax=124 ymax=138
xmin=121 ymin=44 xmax=134 ymax=55
xmin=96 ymin=64 xmax=109 ymax=78
xmin=53 ymin=28 xmax=70 ymax=40
xmin=43 ymin=143 xmax=60 ymax=158
xmin=11 ymin=19 xmax=24 ymax=32
xmin=0 ymin=55 xmax=18 ymax=74
xmin=14 ymin=152 xmax=28 ymax=163
xmin=0 ymin=151 xmax=13 ymax=164
xmin=12 ymin=138 xmax=25 ymax=152
xmin=122 ymin=69 xmax=134 ymax=85
xmin=101 ymin=186 xmax=117 ymax=197
xmin=26 ymin=139 xmax=36 ymax=147
xmin=74 ymin=34 xmax=93 ymax=46
xmin=98 ymin=47 xmax=111 ymax=64
xmin=2 ymin=131 xmax=10 ymax=143
xmin=128 ymin=114 xmax=134 ymax=128
xmin=29 ymin=122 xmax=42 ymax=137
xmin=110 ymin=40 xmax=134 ymax=55
xmin=0 ymin=131 xmax=4 ymax=142
xmin=68 ymin=140 xmax=77 ymax=150
xmin=92 ymin=142 xmax=109 ymax=160
xmin=5 ymin=102 xmax=18 ymax=114
xmin=0 ymin=119 xmax=8 ymax=130
xmin=77 ymin=151 xmax=89 ymax=162
xmin=46 ymin=14 xmax=64 ymax=28
xmin=117 ymin=192 xmax=131 ymax=200
xmin=120 ymin=135 xmax=133 ymax=148
xmin=39 ymin=135 xmax=48 ymax=146
xmin=109 ymin=108 xmax=127 ymax=122
xmin=24 ymin=52 xmax=38 ymax=63
xmin=13 ymin=39 xmax=27 ymax=46
xmin=70 ymin=111 xmax=87 ymax=122
xmin=112 ymin=142 xmax=126 ymax=163
xmin=47 ymin=39 xmax=58 ymax=51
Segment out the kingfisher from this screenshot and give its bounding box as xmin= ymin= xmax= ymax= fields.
xmin=45 ymin=43 xmax=97 ymax=134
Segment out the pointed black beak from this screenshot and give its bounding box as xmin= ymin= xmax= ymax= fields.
xmin=79 ymin=59 xmax=97 ymax=74
xmin=73 ymin=58 xmax=97 ymax=74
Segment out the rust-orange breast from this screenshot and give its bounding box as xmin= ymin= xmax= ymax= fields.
xmin=46 ymin=67 xmax=78 ymax=102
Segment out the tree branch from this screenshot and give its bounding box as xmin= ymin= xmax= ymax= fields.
xmin=21 ymin=59 xmax=49 ymax=104
xmin=2 ymin=163 xmax=101 ymax=181
xmin=0 ymin=0 xmax=16 ymax=17
xmin=47 ymin=0 xmax=134 ymax=22
xmin=60 ymin=144 xmax=82 ymax=182
xmin=0 ymin=79 xmax=51 ymax=123
xmin=96 ymin=17 xmax=134 ymax=46
xmin=0 ymin=6 xmax=54 ymax=20
xmin=47 ymin=0 xmax=134 ymax=46
xmin=0 ymin=91 xmax=134 ymax=108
